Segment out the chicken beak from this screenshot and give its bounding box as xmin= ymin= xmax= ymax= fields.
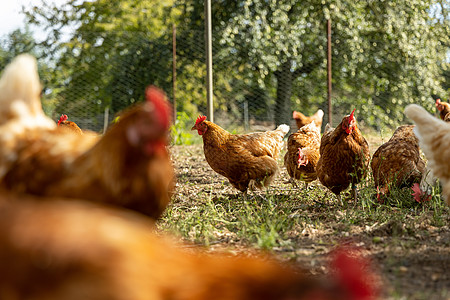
xmin=191 ymin=125 xmax=197 ymax=131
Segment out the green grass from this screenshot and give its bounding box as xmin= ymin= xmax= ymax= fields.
xmin=159 ymin=174 xmax=448 ymax=249
xmin=163 ymin=137 xmax=450 ymax=299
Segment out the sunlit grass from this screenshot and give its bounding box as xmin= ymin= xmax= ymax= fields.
xmin=158 ymin=173 xmax=449 ymax=250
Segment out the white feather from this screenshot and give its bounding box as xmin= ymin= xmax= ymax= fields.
xmin=276 ymin=124 xmax=290 ymax=136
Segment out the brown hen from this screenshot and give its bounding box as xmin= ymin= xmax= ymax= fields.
xmin=435 ymin=98 xmax=450 ymax=121
xmin=405 ymin=104 xmax=450 ymax=205
xmin=192 ymin=116 xmax=289 ymax=198
xmin=57 ymin=114 xmax=83 ymax=135
xmin=284 ymin=121 xmax=321 ymax=188
xmin=293 ymin=109 xmax=324 ymax=130
xmin=371 ymin=125 xmax=427 ymax=201
xmin=316 ymin=109 xmax=370 ymax=203
xmin=0 ymin=55 xmax=174 ymax=220
xmin=0 ymin=194 xmax=379 ymax=300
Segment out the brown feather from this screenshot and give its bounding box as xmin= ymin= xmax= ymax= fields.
xmin=436 ymin=99 xmax=450 ymax=120
xmin=59 ymin=120 xmax=83 ymax=135
xmin=194 ymin=120 xmax=289 ymax=193
xmin=0 ymin=97 xmax=174 ymax=220
xmin=0 ymin=195 xmax=378 ymax=300
xmin=316 ymin=113 xmax=370 ymax=197
xmin=371 ymin=125 xmax=426 ymax=195
xmin=405 ymin=104 xmax=450 ymax=205
xmin=284 ymin=122 xmax=321 ymax=183
xmin=293 ymin=109 xmax=324 ymax=130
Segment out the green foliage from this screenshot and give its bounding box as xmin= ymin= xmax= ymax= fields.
xmin=170 ymin=112 xmax=200 ymax=145
xmin=160 ymin=191 xmax=295 ymax=249
xmin=160 ymin=141 xmax=450 ymax=251
xmin=214 ymin=0 xmax=449 ymax=126
xmin=234 ymin=197 xmax=294 ymax=249
xmin=160 ymin=178 xmax=450 ymax=250
xmin=21 ymin=0 xmax=181 ymax=129
xmin=13 ymin=0 xmax=450 ymax=130
xmin=161 ymin=196 xmax=223 ymax=246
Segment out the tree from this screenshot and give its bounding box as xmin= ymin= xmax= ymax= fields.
xmin=23 ymin=0 xmax=450 ymax=129
xmin=23 ymin=0 xmax=180 ymax=129
xmin=176 ymin=0 xmax=449 ymax=127
xmin=217 ymin=0 xmax=449 ymax=126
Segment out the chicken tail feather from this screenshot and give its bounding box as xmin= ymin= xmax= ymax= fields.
xmin=404 ymin=104 xmax=442 ymax=139
xmin=0 ymin=54 xmax=54 ymax=129
xmin=275 ymin=124 xmax=290 ymax=136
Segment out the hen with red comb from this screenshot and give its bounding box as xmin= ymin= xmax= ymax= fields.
xmin=57 ymin=114 xmax=83 ymax=135
xmin=192 ymin=115 xmax=289 ymax=198
xmin=371 ymin=125 xmax=426 ymax=201
xmin=435 ymin=98 xmax=450 ymax=121
xmin=1 ymin=83 xmax=175 ymax=220
xmin=316 ymin=109 xmax=370 ymax=204
xmin=284 ymin=120 xmax=321 ymax=189
xmin=57 ymin=114 xmax=68 ymax=125
xmin=0 ymin=195 xmax=380 ymax=300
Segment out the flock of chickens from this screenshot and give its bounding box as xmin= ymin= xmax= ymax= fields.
xmin=0 ymin=53 xmax=448 ymax=299
xmin=193 ymin=100 xmax=450 ymax=206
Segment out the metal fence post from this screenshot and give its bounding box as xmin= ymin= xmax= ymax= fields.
xmin=103 ymin=106 xmax=109 ymax=133
xmin=205 ymin=0 xmax=214 ymax=122
xmin=172 ymin=24 xmax=177 ymax=122
xmin=327 ymin=18 xmax=332 ymax=126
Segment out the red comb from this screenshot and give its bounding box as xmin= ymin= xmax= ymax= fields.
xmin=349 ymin=109 xmax=356 ymax=121
xmin=145 ymin=86 xmax=171 ymax=129
xmin=57 ymin=114 xmax=68 ymax=125
xmin=376 ymin=186 xmax=382 ymax=203
xmin=195 ymin=115 xmax=207 ymax=126
xmin=436 ymin=99 xmax=441 ymax=108
xmin=330 ymin=246 xmax=377 ymax=300
xmin=411 ymin=183 xmax=431 ymax=203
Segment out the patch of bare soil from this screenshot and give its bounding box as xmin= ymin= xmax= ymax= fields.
xmin=167 ymin=144 xmax=450 ymax=300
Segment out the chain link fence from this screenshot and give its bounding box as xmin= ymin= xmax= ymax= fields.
xmin=1 ymin=21 xmax=447 ymax=134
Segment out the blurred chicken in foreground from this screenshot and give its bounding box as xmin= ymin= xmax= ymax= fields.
xmin=293 ymin=109 xmax=324 ymax=130
xmin=316 ymin=110 xmax=370 ymax=203
xmin=284 ymin=121 xmax=321 ymax=188
xmin=0 ymin=54 xmax=55 ymax=134
xmin=0 ymin=194 xmax=380 ymax=300
xmin=57 ymin=114 xmax=83 ymax=135
xmin=405 ymin=104 xmax=450 ymax=205
xmin=0 ymin=54 xmax=174 ymax=219
xmin=192 ymin=116 xmax=289 ymax=198
xmin=371 ymin=125 xmax=428 ymax=202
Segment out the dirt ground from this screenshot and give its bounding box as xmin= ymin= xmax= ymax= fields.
xmin=166 ymin=143 xmax=450 ymax=300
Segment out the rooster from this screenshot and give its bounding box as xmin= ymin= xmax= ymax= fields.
xmin=0 ymin=194 xmax=379 ymax=300
xmin=0 ymin=54 xmax=174 ymax=220
xmin=316 ymin=109 xmax=370 ymax=203
xmin=192 ymin=116 xmax=289 ymax=198
xmin=293 ymin=109 xmax=324 ymax=130
xmin=435 ymin=98 xmax=450 ymax=121
xmin=405 ymin=104 xmax=450 ymax=205
xmin=284 ymin=121 xmax=321 ymax=188
xmin=371 ymin=125 xmax=427 ymax=201
xmin=57 ymin=114 xmax=83 ymax=135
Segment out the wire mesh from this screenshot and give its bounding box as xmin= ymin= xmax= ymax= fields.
xmin=0 ymin=21 xmax=447 ymax=134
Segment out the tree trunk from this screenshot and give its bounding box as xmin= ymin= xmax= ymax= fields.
xmin=274 ymin=60 xmax=293 ymax=126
